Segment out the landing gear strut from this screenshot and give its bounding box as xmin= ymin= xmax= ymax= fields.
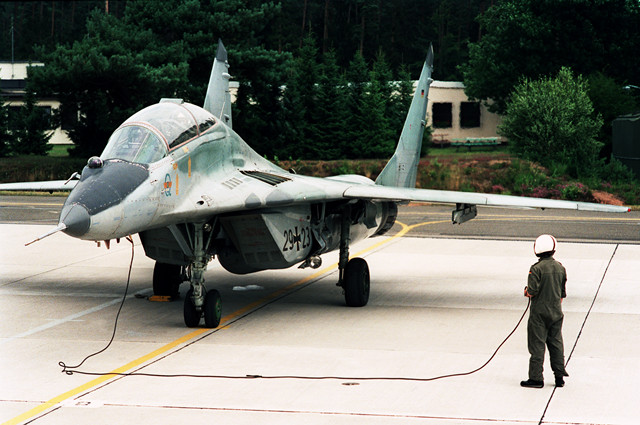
xmin=337 ymin=205 xmax=370 ymax=307
xmin=182 ymin=223 xmax=222 ymax=328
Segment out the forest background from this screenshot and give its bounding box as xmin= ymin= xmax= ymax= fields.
xmin=1 ymin=0 xmax=639 ymax=203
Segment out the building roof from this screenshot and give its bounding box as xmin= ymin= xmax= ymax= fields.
xmin=431 ymin=80 xmax=465 ymax=89
xmin=0 ymin=61 xmax=44 ymax=80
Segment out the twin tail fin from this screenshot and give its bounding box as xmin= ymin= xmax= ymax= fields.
xmin=203 ymin=39 xmax=233 ymax=128
xmin=375 ymin=44 xmax=434 ymax=188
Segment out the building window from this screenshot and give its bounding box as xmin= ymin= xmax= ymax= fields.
xmin=460 ymin=102 xmax=481 ymax=128
xmin=432 ymin=102 xmax=452 ymax=128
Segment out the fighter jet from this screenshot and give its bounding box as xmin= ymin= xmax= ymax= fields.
xmin=1 ymin=40 xmax=629 ymax=328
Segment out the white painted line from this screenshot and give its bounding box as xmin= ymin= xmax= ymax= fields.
xmin=0 ymin=289 xmax=151 ymax=346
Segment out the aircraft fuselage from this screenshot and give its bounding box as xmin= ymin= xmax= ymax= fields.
xmin=59 ymin=101 xmax=396 ymax=276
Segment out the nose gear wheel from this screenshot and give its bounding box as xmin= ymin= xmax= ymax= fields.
xmin=203 ymin=290 xmax=222 ymax=328
xmin=183 ymin=288 xmax=201 ymax=328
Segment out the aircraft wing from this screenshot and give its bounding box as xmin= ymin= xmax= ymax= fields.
xmin=0 ymin=180 xmax=78 ymax=191
xmin=0 ymin=170 xmax=627 ymax=217
xmin=168 ymin=170 xmax=628 ymax=225
xmin=343 ymin=184 xmax=630 ymax=213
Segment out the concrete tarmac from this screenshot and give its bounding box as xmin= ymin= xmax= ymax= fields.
xmin=1 ymin=218 xmax=639 ymax=424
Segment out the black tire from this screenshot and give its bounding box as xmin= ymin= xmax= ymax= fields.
xmin=153 ymin=262 xmax=182 ymax=297
xmin=203 ymin=289 xmax=222 ymax=328
xmin=344 ymin=257 xmax=370 ymax=307
xmin=183 ymin=288 xmax=201 ymax=328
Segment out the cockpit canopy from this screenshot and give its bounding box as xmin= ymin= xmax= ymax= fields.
xmin=101 ymin=101 xmax=218 ymax=164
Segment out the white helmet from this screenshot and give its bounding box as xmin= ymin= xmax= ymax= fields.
xmin=534 ymin=234 xmax=557 ymax=256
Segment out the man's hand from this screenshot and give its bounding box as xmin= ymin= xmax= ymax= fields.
xmin=524 ymin=286 xmax=533 ymax=298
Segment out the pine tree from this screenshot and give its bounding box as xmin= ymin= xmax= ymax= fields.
xmin=272 ymin=59 xmax=305 ymax=159
xmin=348 ymin=51 xmax=395 ymax=159
xmin=11 ymin=88 xmax=53 ymax=156
xmin=289 ymin=33 xmax=322 ymax=159
xmin=29 ymin=10 xmax=190 ymax=157
xmin=371 ymin=50 xmax=393 ymax=117
xmin=345 ymin=51 xmax=369 ymax=159
xmin=359 ymin=68 xmax=395 ymax=159
xmin=0 ymin=92 xmax=14 ymax=157
xmin=314 ymin=49 xmax=349 ymax=159
xmin=232 ymin=47 xmax=291 ymax=158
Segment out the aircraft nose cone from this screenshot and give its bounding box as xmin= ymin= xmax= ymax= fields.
xmin=60 ymin=203 xmax=91 ymax=237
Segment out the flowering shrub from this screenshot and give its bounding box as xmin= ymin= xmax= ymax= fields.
xmin=273 ymin=156 xmax=634 ymax=205
xmin=559 ymin=182 xmax=591 ymax=201
xmin=531 ymin=186 xmax=562 ymax=199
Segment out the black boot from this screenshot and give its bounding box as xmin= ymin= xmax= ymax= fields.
xmin=520 ymin=379 xmax=544 ymax=388
xmin=554 ymin=369 xmax=568 ymax=387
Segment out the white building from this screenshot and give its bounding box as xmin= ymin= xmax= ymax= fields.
xmin=427 ymin=80 xmax=502 ymax=144
xmin=0 ymin=61 xmax=72 ymax=145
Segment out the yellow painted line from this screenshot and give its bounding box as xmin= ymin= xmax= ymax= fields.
xmin=2 ymin=329 xmax=210 ymax=425
xmin=4 ymin=219 xmax=446 ymax=425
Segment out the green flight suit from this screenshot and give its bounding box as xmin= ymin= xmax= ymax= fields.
xmin=526 ymin=255 xmax=569 ymax=381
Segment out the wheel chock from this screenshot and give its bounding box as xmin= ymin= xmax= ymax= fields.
xmin=148 ymin=295 xmax=172 ymax=302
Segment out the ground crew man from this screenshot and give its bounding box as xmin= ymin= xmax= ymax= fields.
xmin=521 ymin=234 xmax=570 ymax=388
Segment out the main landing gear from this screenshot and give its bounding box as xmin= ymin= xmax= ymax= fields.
xmin=337 ymin=206 xmax=370 ymax=307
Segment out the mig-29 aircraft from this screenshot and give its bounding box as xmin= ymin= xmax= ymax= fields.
xmin=1 ymin=41 xmax=629 ymax=328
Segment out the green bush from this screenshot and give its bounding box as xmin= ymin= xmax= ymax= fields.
xmin=500 ymin=67 xmax=603 ymax=179
xmin=597 ymin=158 xmax=637 ymax=185
xmin=559 ymin=182 xmax=591 ymax=201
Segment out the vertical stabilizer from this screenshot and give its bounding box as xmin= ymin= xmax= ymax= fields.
xmin=204 ymin=39 xmax=233 ymax=128
xmin=375 ymin=45 xmax=433 ymax=188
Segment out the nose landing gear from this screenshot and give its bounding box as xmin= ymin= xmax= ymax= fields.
xmin=184 ymin=287 xmax=222 ymax=328
xmin=182 ymin=223 xmax=222 ymax=328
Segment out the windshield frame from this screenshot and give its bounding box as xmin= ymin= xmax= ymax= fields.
xmin=101 ymin=122 xmax=169 ymax=164
xmin=100 ymin=102 xmax=221 ymax=165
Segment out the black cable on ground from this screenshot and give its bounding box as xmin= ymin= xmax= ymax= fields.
xmin=61 ymin=286 xmax=531 ymax=382
xmin=564 ymin=244 xmax=619 ymax=366
xmin=58 ymin=236 xmax=135 ymax=375
xmin=537 ymin=244 xmax=619 ymax=425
